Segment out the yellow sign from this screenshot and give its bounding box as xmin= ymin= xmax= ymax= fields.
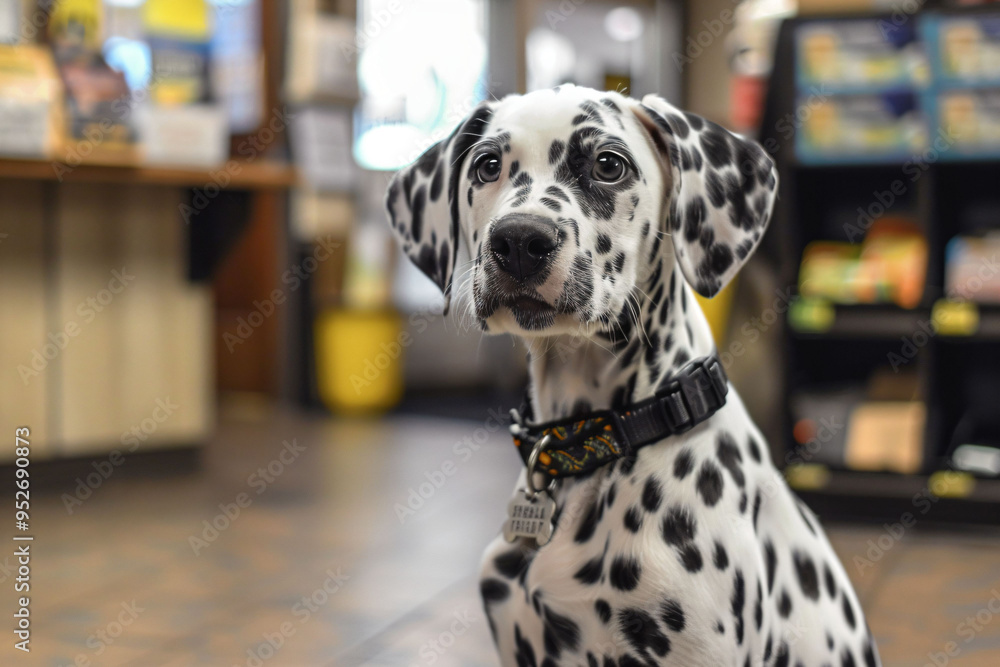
xmin=785 ymin=464 xmax=831 ymax=490
xmin=929 ymin=471 xmax=975 ymax=498
xmin=932 ymin=299 xmax=979 ymax=336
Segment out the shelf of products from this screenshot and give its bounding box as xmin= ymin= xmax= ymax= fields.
xmin=765 ymin=7 xmax=1000 ymax=525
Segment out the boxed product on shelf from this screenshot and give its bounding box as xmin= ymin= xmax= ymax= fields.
xmin=931 ymin=87 xmax=1000 ymax=157
xmin=790 ymin=387 xmax=862 ymax=467
xmin=0 ymin=45 xmax=65 ymax=158
xmin=945 ymin=234 xmax=1000 ymax=303
xmin=55 ymin=53 xmax=140 ymax=164
xmin=922 ymin=12 xmax=1000 ymax=86
xmin=136 ymin=104 xmax=228 ymax=167
xmin=798 ymin=217 xmax=928 ymax=308
xmin=796 ymin=91 xmax=927 ymax=162
xmin=845 ymin=400 xmax=925 ymax=474
xmin=796 ymin=19 xmax=926 ymax=92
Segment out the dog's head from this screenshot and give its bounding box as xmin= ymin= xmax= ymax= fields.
xmin=385 ymin=85 xmax=777 ymax=338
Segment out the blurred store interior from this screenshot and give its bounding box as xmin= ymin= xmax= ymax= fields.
xmin=2 ymin=0 xmax=1000 ymax=664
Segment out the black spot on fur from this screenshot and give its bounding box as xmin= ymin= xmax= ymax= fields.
xmin=410 ymin=186 xmax=427 ymax=242
xmin=731 ymin=569 xmax=746 ymax=645
xmin=545 ymin=186 xmax=569 ymax=202
xmin=793 ymin=551 xmax=821 ymax=601
xmin=700 ymin=125 xmax=733 ymax=168
xmin=597 ymin=233 xmax=612 ymax=254
xmin=548 ymin=140 xmax=565 ymax=164
xmin=624 ymin=506 xmax=643 ymax=533
xmin=495 ymin=548 xmax=532 ymax=579
xmin=609 ymin=556 xmax=642 ymax=591
xmin=660 ymin=599 xmax=685 ymax=632
xmin=641 ymin=477 xmax=662 ymax=512
xmin=514 ymin=624 xmax=536 ymax=667
xmin=764 ymin=540 xmax=777 ymax=594
xmin=575 ymin=500 xmax=601 ymax=543
xmin=430 ymin=164 xmax=444 ymax=201
xmin=824 ymin=563 xmax=837 ymax=599
xmin=662 ymin=506 xmax=696 ymax=546
xmin=863 ymin=641 xmax=877 ymax=667
xmin=705 ymin=170 xmax=726 ymax=208
xmin=542 ymin=605 xmax=580 ymax=658
xmin=540 ymin=196 xmax=562 ymax=212
xmin=481 ymin=578 xmax=510 ymax=602
xmin=842 ymin=592 xmax=857 ymax=629
xmin=673 ymin=450 xmax=693 ymax=479
xmin=679 ymin=545 xmax=703 ymax=572
xmin=716 ymin=433 xmax=745 ymax=487
xmin=754 ymin=580 xmax=763 ymax=631
xmin=752 ymin=490 xmax=762 ymax=529
xmin=778 ymin=589 xmax=793 ymax=618
xmin=595 ymin=599 xmax=612 ymax=624
xmin=618 ymin=608 xmax=671 ymax=658
xmin=713 ymin=541 xmax=729 ymax=570
xmin=696 ymin=461 xmax=724 ymax=507
xmin=774 ymin=642 xmax=790 ymax=667
xmin=683 ymin=196 xmax=706 ymax=243
xmin=748 ymin=436 xmax=762 ymax=463
xmin=574 ymin=555 xmax=605 ymax=585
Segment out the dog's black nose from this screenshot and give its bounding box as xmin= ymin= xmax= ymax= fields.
xmin=489 ymin=215 xmax=560 ymax=282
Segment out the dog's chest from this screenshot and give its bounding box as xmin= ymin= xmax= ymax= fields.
xmin=478 ymin=402 xmax=875 ymax=666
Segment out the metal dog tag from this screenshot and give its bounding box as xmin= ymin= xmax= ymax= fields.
xmin=503 ymin=489 xmax=556 ymax=545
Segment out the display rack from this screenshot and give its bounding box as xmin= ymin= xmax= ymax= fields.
xmin=763 ymin=6 xmax=1000 ymax=525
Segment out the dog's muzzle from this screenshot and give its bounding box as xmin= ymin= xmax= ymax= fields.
xmin=489 ymin=214 xmax=560 ymax=283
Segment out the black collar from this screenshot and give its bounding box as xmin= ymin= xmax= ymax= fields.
xmin=510 ymin=354 xmax=728 ymax=480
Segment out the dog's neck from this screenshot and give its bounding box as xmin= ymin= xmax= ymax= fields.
xmin=526 ymin=264 xmax=717 ymax=423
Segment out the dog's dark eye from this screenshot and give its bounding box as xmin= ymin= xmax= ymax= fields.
xmin=475 ymin=154 xmax=502 ymax=183
xmin=592 ymin=151 xmax=627 ymax=183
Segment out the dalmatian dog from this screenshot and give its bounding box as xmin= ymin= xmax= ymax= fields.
xmin=385 ymin=85 xmax=879 ymax=667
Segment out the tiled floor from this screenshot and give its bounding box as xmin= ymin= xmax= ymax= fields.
xmin=7 ymin=403 xmax=1000 ymax=666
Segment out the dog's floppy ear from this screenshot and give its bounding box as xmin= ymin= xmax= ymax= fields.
xmin=630 ymin=95 xmax=778 ymax=298
xmin=385 ymin=102 xmax=495 ymax=314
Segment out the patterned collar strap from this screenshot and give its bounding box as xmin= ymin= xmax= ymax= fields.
xmin=510 ymin=354 xmax=728 ymax=479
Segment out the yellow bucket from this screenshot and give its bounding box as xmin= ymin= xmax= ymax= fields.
xmin=315 ymin=309 xmax=404 ymax=414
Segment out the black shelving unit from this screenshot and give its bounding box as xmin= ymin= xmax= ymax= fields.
xmin=763 ymin=8 xmax=1000 ymax=525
